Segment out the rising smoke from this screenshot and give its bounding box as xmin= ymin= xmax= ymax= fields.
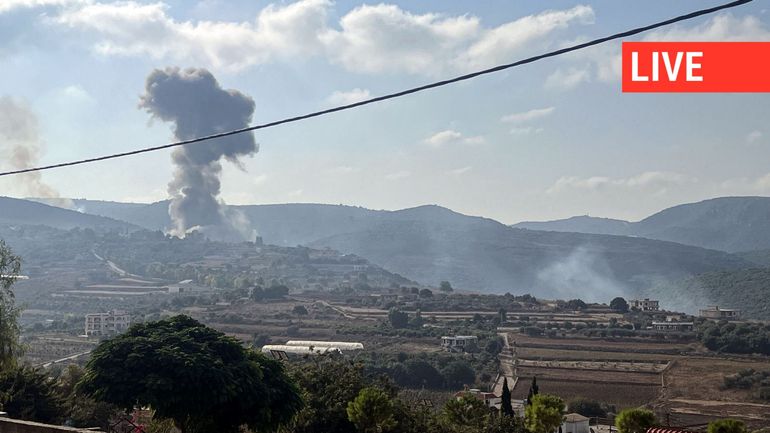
xmin=139 ymin=67 xmax=258 ymax=241
xmin=536 ymin=246 xmax=629 ymax=302
xmin=0 ymin=96 xmax=73 ymax=209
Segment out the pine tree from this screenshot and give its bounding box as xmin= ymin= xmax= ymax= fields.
xmin=501 ymin=377 xmax=513 ymax=416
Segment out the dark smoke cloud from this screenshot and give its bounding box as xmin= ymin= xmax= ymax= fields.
xmin=139 ymin=67 xmax=258 ymax=241
xmin=0 ymin=96 xmax=73 ymax=209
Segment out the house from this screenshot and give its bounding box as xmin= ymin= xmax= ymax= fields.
xmin=699 ymin=305 xmax=741 ymax=320
xmin=559 ymin=413 xmax=590 ymax=433
xmin=454 ymin=389 xmax=500 ymax=409
xmin=630 ymin=298 xmax=660 ymax=311
xmin=652 ymin=321 xmax=694 ymax=332
xmin=441 ymin=335 xmax=479 ymax=352
xmin=85 ymin=310 xmax=131 ymax=337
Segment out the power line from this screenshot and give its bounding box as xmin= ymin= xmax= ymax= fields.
xmin=0 ymin=0 xmax=753 ymax=178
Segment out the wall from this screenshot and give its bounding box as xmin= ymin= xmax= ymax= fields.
xmin=0 ymin=417 xmax=103 ymax=433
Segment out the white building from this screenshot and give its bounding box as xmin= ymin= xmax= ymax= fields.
xmin=441 ymin=335 xmax=479 ymax=352
xmin=700 ymin=306 xmax=741 ymax=320
xmin=559 ymin=413 xmax=590 ymax=433
xmin=85 ymin=310 xmax=131 ymax=337
xmin=652 ymin=321 xmax=694 ymax=332
xmin=630 ymin=298 xmax=660 ymax=311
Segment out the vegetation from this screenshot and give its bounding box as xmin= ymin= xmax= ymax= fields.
xmin=0 ymin=365 xmax=64 ymax=423
xmin=0 ymin=240 xmax=23 ymax=370
xmin=567 ymin=397 xmax=612 ymax=418
xmin=346 ymin=387 xmax=398 ymax=433
xmin=79 ymin=315 xmax=302 ymax=433
xmin=610 ymin=297 xmax=629 ymax=313
xmin=708 ymin=419 xmax=748 ymax=433
xmin=698 ymin=320 xmax=770 ymax=355
xmin=524 ymin=394 xmax=564 ymax=433
xmin=722 ymin=369 xmax=770 ymax=401
xmin=615 ymin=408 xmax=657 ymax=433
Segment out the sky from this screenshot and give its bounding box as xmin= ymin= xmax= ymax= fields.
xmin=0 ymin=0 xmax=769 ymax=224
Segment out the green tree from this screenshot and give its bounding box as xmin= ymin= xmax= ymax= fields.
xmin=610 ymin=297 xmax=629 ymax=313
xmin=0 ymin=239 xmax=23 ymax=370
xmin=288 ymin=358 xmax=367 ymax=433
xmin=56 ymin=364 xmax=122 ymax=430
xmin=615 ymin=408 xmax=657 ymax=433
xmin=441 ymin=396 xmax=489 ymax=431
xmin=293 ymin=305 xmax=309 ymax=316
xmin=568 ymin=397 xmax=608 ymax=418
xmin=0 ymin=365 xmax=64 ymax=424
xmin=346 ymin=387 xmax=398 ymax=433
xmin=442 ymin=361 xmax=476 ymax=389
xmin=708 ymin=419 xmax=748 ymax=433
xmin=524 ymin=394 xmax=564 ymax=433
xmin=439 ymin=281 xmax=453 ymax=293
xmin=500 ymin=377 xmax=513 ymax=416
xmin=388 ymin=308 xmax=409 ymax=329
xmin=79 ymin=315 xmax=301 ymax=433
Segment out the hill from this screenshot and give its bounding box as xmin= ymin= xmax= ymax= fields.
xmin=18 ymin=198 xmax=754 ymax=307
xmin=513 ymin=197 xmax=770 ymax=252
xmin=0 ymin=196 xmax=138 ymax=232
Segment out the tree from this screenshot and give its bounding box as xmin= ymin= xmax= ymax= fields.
xmin=439 ymin=281 xmax=453 ymax=293
xmin=404 ymin=359 xmax=444 ymax=389
xmin=441 ymin=396 xmax=489 ymax=431
xmin=568 ymin=397 xmax=608 ymax=418
xmin=500 ymin=377 xmax=513 ymax=416
xmin=524 ymin=394 xmax=564 ymax=433
xmin=565 ymin=299 xmax=587 ymax=311
xmin=288 ymin=358 xmax=367 ymax=433
xmin=708 ymin=419 xmax=748 ymax=433
xmin=419 ymin=288 xmax=433 ymax=298
xmin=615 ymin=408 xmax=657 ymax=433
xmin=442 ymin=361 xmax=476 ymax=389
xmin=79 ymin=315 xmax=302 ymax=433
xmin=346 ymin=387 xmax=398 ymax=433
xmin=610 ymin=297 xmax=630 ymax=313
xmin=293 ymin=305 xmax=309 ymax=316
xmin=56 ymin=364 xmax=122 ymax=430
xmin=388 ymin=308 xmax=409 ymax=329
xmin=0 ymin=240 xmax=23 ymax=370
xmin=0 ymin=365 xmax=64 ymax=424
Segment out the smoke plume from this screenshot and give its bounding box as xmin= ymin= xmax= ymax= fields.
xmin=139 ymin=67 xmax=258 ymax=241
xmin=0 ymin=96 xmax=73 ymax=209
xmin=536 ymin=246 xmax=628 ymax=302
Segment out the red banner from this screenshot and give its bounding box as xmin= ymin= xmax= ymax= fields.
xmin=622 ymin=42 xmax=770 ymax=92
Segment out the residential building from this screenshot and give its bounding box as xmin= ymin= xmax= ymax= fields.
xmin=454 ymin=389 xmax=500 ymax=409
xmin=652 ymin=321 xmax=694 ymax=332
xmin=630 ymin=298 xmax=660 ymax=311
xmin=700 ymin=306 xmax=741 ymax=320
xmin=85 ymin=310 xmax=131 ymax=337
xmin=441 ymin=335 xmax=479 ymax=352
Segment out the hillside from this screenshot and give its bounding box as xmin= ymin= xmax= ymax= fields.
xmin=513 ymin=196 xmax=770 ymax=252
xmin=18 ymin=198 xmax=756 ymax=308
xmin=308 ymin=206 xmax=751 ymax=305
xmin=646 ymin=268 xmax=770 ymax=319
xmin=0 ymin=196 xmax=138 ymax=232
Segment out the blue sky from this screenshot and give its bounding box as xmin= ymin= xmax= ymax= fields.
xmin=0 ymin=0 xmax=769 ymax=224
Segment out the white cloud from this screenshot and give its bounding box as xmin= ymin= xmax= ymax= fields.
xmin=326 ymin=88 xmax=371 ymax=106
xmin=449 ymin=166 xmax=472 ymax=175
xmin=547 ymin=171 xmax=695 ymax=195
xmin=288 ymin=188 xmax=304 ymax=197
xmin=509 ymin=126 xmax=543 ymax=135
xmin=746 ymin=130 xmax=763 ymax=144
xmin=501 ymin=107 xmax=555 ymax=124
xmin=0 ymin=0 xmax=81 ymax=13
xmin=385 ymin=170 xmax=410 ymax=180
xmin=423 ymin=129 xmax=484 ymax=148
xmin=40 ymin=1 xmax=593 ymax=75
xmin=545 ymin=66 xmax=590 ymax=90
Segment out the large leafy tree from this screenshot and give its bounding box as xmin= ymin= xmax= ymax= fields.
xmin=615 ymin=408 xmax=657 ymax=433
xmin=79 ymin=315 xmax=302 ymax=433
xmin=708 ymin=419 xmax=748 ymax=433
xmin=0 ymin=239 xmax=23 ymax=370
xmin=524 ymin=394 xmax=564 ymax=433
xmin=610 ymin=297 xmax=630 ymax=313
xmin=346 ymin=387 xmax=398 ymax=433
xmin=0 ymin=365 xmax=65 ymax=423
xmin=441 ymin=395 xmax=489 ymax=431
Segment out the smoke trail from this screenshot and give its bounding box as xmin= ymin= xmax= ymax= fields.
xmin=536 ymin=245 xmax=629 ymax=302
xmin=0 ymin=96 xmax=74 ymax=209
xmin=139 ymin=67 xmax=258 ymax=241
